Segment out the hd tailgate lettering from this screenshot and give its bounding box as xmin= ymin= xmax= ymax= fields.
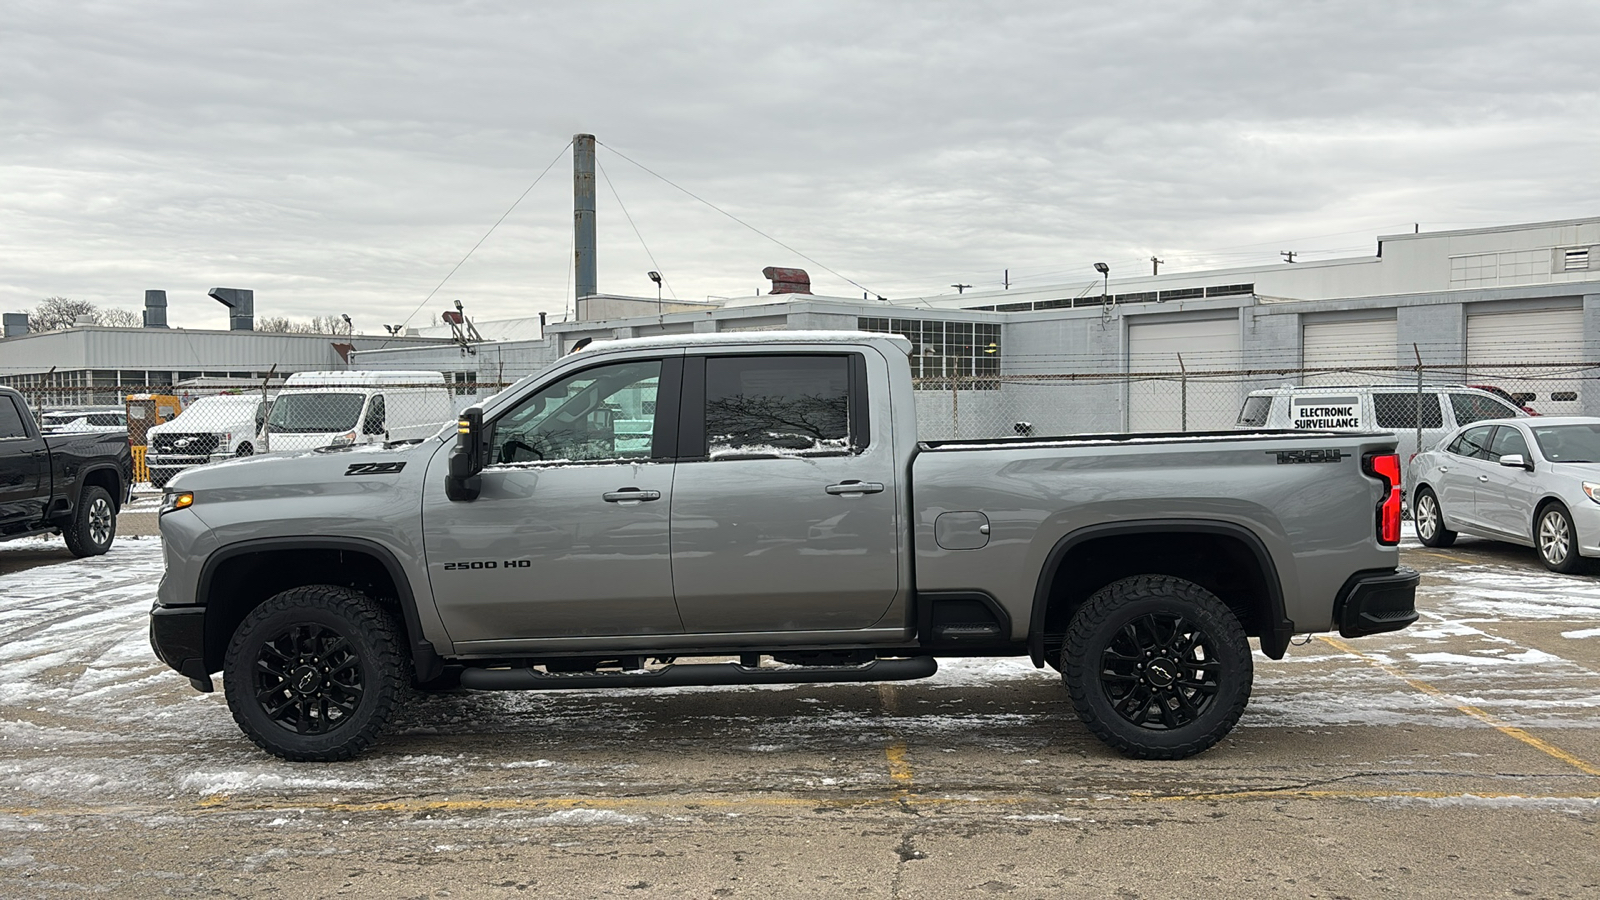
xmin=345 ymin=462 xmax=407 ymax=476
xmin=1270 ymin=449 xmax=1346 ymax=464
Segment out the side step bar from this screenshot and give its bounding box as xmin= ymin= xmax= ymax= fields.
xmin=459 ymin=656 xmax=938 ymax=691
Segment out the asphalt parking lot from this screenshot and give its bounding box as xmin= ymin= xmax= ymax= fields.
xmin=1 ymin=529 xmax=1598 ymax=898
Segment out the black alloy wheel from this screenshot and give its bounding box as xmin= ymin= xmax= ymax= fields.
xmin=63 ymin=485 xmax=116 ymax=558
xmin=224 ymin=585 xmax=405 ymax=761
xmin=1063 ymin=575 xmax=1252 ymax=760
xmin=1413 ymin=488 xmax=1456 ymax=548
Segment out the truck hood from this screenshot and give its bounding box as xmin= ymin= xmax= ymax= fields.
xmin=167 ymin=436 xmax=442 ymax=492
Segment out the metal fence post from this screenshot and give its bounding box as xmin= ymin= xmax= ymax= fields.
xmin=951 ymin=371 xmax=960 ymax=439
xmin=1178 ymin=352 xmax=1188 ymax=432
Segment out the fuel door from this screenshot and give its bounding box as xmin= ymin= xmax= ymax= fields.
xmin=935 ymin=511 xmax=991 ymax=551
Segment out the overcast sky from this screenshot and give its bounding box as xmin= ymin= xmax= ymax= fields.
xmin=3 ymin=0 xmax=1598 ymax=332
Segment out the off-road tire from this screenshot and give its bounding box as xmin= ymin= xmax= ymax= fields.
xmin=1413 ymin=488 xmax=1456 ymax=548
xmin=1062 ymin=575 xmax=1252 ymax=760
xmin=1536 ymin=502 xmax=1584 ymax=574
xmin=63 ymin=485 xmax=116 ymax=558
xmin=223 ymin=585 xmax=405 ymax=762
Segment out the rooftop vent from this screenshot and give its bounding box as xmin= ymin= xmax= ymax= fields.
xmin=2 ymin=312 xmax=27 ymax=338
xmin=74 ymin=314 xmax=96 ymax=327
xmin=143 ymin=289 xmax=169 ymax=328
xmin=209 ymin=287 xmax=254 ymax=331
xmin=762 ymin=266 xmax=811 ymax=295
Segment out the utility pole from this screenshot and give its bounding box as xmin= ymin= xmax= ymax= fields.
xmin=1150 ymin=256 xmax=1164 ymax=276
xmin=951 ymin=283 xmax=972 ymax=295
xmin=1003 ymin=269 xmax=1010 ymax=290
xmin=1280 ymin=250 xmax=1297 ymax=263
xmin=573 ymin=134 xmax=598 ymax=303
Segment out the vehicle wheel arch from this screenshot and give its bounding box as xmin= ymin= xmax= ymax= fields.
xmin=1028 ymin=520 xmax=1291 ymax=666
xmin=196 ymin=536 xmax=441 ymax=683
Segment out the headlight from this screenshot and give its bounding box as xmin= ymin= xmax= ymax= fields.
xmin=1583 ymin=483 xmax=1600 ymax=504
xmin=330 ymin=431 xmax=357 ymax=447
xmin=160 ymin=491 xmax=194 ymax=514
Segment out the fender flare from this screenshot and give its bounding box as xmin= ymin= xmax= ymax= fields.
xmin=47 ymin=461 xmax=128 ymax=525
xmin=196 ymin=535 xmax=442 ymax=681
xmin=1027 ymin=518 xmax=1293 ymax=665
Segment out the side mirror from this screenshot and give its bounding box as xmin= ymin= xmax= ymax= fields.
xmin=445 ymin=407 xmax=486 ymax=501
xmin=1498 ymin=453 xmax=1531 ymax=471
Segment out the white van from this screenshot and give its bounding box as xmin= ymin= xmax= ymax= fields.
xmin=1237 ymin=384 xmax=1528 ymax=487
xmin=146 ymin=394 xmax=270 ymax=487
xmin=262 ymin=371 xmax=454 ymax=453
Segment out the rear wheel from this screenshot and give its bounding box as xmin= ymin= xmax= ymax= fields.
xmin=223 ymin=585 xmax=405 ymax=761
xmin=63 ymin=485 xmax=116 ymax=558
xmin=1063 ymin=576 xmax=1251 ymax=760
xmin=1413 ymin=488 xmax=1456 ymax=548
xmin=235 ymin=443 xmax=254 ymax=457
xmin=1536 ymin=503 xmax=1584 ymax=574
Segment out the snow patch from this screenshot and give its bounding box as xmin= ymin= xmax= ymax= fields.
xmin=181 ymin=771 xmax=380 ymax=796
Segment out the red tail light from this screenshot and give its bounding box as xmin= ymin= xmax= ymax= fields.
xmin=1364 ymin=452 xmax=1402 ymax=545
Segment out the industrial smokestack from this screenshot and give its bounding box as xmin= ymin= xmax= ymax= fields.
xmin=209 ymin=287 xmax=254 ymax=331
xmin=574 ymin=134 xmax=597 ymax=301
xmin=142 ymin=289 xmax=169 ymax=328
xmin=2 ymin=313 xmax=27 ymax=338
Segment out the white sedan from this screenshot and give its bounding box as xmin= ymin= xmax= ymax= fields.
xmin=1412 ymin=416 xmax=1600 ymax=573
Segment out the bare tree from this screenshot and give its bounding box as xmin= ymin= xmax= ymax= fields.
xmin=27 ymin=296 xmax=142 ymax=331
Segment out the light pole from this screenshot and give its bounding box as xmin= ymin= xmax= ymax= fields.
xmin=647 ymin=271 xmax=663 ymax=314
xmin=1093 ymin=262 xmax=1110 ymax=297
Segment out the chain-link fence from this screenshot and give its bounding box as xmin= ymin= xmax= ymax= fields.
xmin=16 ymin=359 xmax=1598 ymax=489
xmin=911 ymin=362 xmax=1599 ymax=442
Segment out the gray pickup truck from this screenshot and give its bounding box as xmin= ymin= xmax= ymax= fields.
xmin=150 ymin=332 xmax=1418 ymax=762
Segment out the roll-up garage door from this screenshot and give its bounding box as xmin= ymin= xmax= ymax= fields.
xmin=1128 ymin=317 xmax=1240 ymax=431
xmin=1467 ymin=307 xmax=1584 ymax=416
xmin=1302 ymin=317 xmax=1398 ymax=386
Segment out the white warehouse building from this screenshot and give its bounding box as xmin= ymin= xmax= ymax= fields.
xmin=353 ymin=217 xmax=1600 ymax=438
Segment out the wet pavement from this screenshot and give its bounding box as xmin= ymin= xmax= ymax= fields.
xmin=0 ymin=530 xmax=1597 ymax=897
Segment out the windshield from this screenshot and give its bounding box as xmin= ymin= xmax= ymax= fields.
xmin=1532 ymin=424 xmax=1600 ymax=464
xmin=266 ymin=393 xmax=364 ymax=434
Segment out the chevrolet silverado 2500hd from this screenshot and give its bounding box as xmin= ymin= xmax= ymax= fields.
xmin=1 ymin=386 xmax=131 ymax=556
xmin=150 ymin=332 xmax=1418 ymax=762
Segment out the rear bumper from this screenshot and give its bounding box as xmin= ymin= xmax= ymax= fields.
xmin=1335 ymin=567 xmax=1420 ymax=638
xmin=149 ymin=604 xmax=209 ymax=682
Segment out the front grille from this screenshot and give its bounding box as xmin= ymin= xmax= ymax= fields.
xmin=150 ymin=433 xmax=221 ymax=455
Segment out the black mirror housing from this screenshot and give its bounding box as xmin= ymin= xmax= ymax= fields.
xmin=445 ymin=407 xmax=485 ymax=501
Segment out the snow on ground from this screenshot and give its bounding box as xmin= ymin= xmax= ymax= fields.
xmin=1 ymin=533 xmax=1598 ymax=810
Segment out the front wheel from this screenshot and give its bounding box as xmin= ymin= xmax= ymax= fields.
xmin=223 ymin=585 xmax=406 ymax=761
xmin=235 ymin=443 xmax=254 ymax=457
xmin=63 ymin=485 xmax=116 ymax=558
xmin=1536 ymin=503 xmax=1584 ymax=574
xmin=1062 ymin=575 xmax=1252 ymax=760
xmin=1413 ymin=488 xmax=1456 ymax=548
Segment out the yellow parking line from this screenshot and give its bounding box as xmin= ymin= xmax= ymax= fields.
xmin=885 ymin=741 xmax=913 ymax=791
xmin=1319 ymin=636 xmax=1600 ymax=777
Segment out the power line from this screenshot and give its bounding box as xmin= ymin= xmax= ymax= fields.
xmin=596 ymin=155 xmax=677 ymax=302
xmin=597 ymin=139 xmax=880 ymax=298
xmin=382 ymin=139 xmax=573 ymax=348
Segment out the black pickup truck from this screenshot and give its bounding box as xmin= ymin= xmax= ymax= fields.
xmin=0 ymin=386 xmax=133 ymax=556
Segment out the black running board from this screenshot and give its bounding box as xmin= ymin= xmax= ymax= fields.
xmin=459 ymin=656 xmax=938 ymax=691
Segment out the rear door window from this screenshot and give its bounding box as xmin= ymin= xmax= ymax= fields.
xmin=702 ymin=355 xmax=854 ymax=457
xmin=1450 ymin=392 xmax=1518 ymax=426
xmin=1487 ymin=425 xmax=1530 ymax=462
xmin=0 ymin=397 xmax=28 ymax=439
xmin=1447 ymin=424 xmax=1495 ymax=460
xmin=1373 ymin=392 xmax=1444 ymax=430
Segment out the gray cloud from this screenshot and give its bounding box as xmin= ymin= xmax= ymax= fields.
xmin=2 ymin=0 xmax=1596 ymax=330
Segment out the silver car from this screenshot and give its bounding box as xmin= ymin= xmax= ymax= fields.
xmin=1412 ymin=416 xmax=1600 ymax=572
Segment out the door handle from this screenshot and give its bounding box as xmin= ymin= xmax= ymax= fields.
xmin=1438 ymin=466 xmax=1449 ymax=472
xmin=1477 ymin=475 xmax=1489 ymax=483
xmin=602 ymin=488 xmax=661 ymax=503
xmin=826 ymin=480 xmax=884 ymax=496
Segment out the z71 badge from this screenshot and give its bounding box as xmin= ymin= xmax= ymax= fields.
xmin=1269 ymin=449 xmax=1346 ymax=464
xmin=345 ymin=462 xmax=407 ymax=476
